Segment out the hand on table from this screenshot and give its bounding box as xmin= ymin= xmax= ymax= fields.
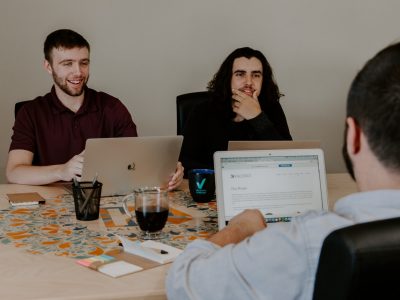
xmin=168 ymin=162 xmax=184 ymax=191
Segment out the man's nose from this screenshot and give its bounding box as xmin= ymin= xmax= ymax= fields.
xmin=72 ymin=63 xmax=83 ymax=75
xmin=245 ymin=74 xmax=253 ymax=85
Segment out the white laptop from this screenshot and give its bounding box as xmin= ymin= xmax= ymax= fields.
xmin=81 ymin=136 xmax=183 ymax=196
xmin=228 ymin=140 xmax=321 ymax=151
xmin=214 ymin=149 xmax=328 ymax=229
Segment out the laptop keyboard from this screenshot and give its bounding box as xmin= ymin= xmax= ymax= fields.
xmin=265 ymin=216 xmax=292 ymax=223
xmin=225 ymin=216 xmax=292 ymax=227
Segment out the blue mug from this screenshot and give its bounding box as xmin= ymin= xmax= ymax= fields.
xmin=188 ymin=169 xmax=215 ymax=203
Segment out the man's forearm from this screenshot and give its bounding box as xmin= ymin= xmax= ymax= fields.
xmin=208 ymin=224 xmax=251 ymax=246
xmin=208 ymin=209 xmax=267 ymax=247
xmin=6 ymin=164 xmax=64 ymax=185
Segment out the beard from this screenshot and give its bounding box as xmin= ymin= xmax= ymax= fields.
xmin=52 ymin=73 xmax=88 ymax=97
xmin=342 ymin=124 xmax=355 ymax=181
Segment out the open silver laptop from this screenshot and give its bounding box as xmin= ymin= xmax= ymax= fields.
xmin=81 ymin=136 xmax=183 ymax=196
xmin=214 ymin=149 xmax=328 ymax=229
xmin=228 ymin=140 xmax=321 ymax=151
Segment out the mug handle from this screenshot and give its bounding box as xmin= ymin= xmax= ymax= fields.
xmin=122 ymin=193 xmax=135 ymax=218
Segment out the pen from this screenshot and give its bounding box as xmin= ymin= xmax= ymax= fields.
xmin=92 ymin=173 xmax=98 ymax=186
xmin=79 ymin=174 xmax=99 ymax=214
xmin=73 ymin=176 xmax=80 ymax=187
xmin=118 ymin=242 xmax=168 ymax=254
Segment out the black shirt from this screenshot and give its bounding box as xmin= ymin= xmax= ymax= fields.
xmin=179 ymin=98 xmax=292 ymax=176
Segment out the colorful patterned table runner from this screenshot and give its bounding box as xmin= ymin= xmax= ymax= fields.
xmin=0 ymin=190 xmax=217 ymax=259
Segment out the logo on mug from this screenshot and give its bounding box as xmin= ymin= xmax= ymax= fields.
xmin=195 ymin=178 xmax=207 ymax=194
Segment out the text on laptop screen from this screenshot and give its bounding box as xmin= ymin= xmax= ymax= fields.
xmin=220 ymin=155 xmax=324 ymax=222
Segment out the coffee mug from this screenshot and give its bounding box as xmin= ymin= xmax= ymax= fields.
xmin=188 ymin=169 xmax=215 ymax=203
xmin=122 ymin=187 xmax=169 ymax=240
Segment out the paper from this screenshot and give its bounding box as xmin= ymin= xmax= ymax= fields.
xmin=98 ymin=261 xmax=143 ymax=278
xmin=7 ymin=192 xmax=45 ymax=206
xmin=118 ymin=236 xmax=183 ymax=264
xmin=76 ymin=254 xmax=143 ymax=278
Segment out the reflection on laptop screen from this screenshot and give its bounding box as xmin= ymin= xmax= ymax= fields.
xmin=219 ymin=152 xmax=327 ymax=225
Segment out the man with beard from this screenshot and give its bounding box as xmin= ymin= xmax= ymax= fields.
xmin=179 ymin=47 xmax=292 ymax=177
xmin=6 ymin=29 xmax=183 ymax=189
xmin=167 ymin=42 xmax=400 ymax=299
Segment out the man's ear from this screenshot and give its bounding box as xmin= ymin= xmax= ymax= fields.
xmin=44 ymin=59 xmax=52 ymax=75
xmin=346 ymin=117 xmax=361 ymax=155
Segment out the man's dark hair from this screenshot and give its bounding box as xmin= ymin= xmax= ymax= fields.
xmin=347 ymin=42 xmax=400 ymax=171
xmin=44 ymin=29 xmax=90 ymax=63
xmin=207 ymin=47 xmax=282 ymax=118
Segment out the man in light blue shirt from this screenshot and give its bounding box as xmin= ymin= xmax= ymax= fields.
xmin=166 ymin=42 xmax=400 ymax=299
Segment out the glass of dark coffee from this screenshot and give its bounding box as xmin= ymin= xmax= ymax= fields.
xmin=122 ymin=187 xmax=169 ymax=240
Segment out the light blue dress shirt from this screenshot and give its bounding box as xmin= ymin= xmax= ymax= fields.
xmin=166 ymin=190 xmax=400 ymax=300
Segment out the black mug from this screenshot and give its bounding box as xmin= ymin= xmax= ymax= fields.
xmin=188 ymin=169 xmax=215 ymax=203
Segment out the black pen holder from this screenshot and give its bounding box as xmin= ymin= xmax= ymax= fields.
xmin=72 ymin=181 xmax=103 ymax=221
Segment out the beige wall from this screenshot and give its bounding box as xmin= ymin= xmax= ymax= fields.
xmin=1 ymin=0 xmax=400 ymax=183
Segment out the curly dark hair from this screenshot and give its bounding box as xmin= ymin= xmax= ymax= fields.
xmin=207 ymin=47 xmax=282 ymax=118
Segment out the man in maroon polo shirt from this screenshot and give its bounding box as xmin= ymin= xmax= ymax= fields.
xmin=6 ymin=29 xmax=183 ymax=189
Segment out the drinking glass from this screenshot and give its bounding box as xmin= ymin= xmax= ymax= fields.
xmin=122 ymin=187 xmax=169 ymax=240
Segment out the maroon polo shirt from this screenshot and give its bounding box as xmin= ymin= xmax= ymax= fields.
xmin=10 ymin=86 xmax=138 ymax=166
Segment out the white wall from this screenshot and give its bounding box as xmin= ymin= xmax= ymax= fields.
xmin=1 ymin=0 xmax=400 ymax=183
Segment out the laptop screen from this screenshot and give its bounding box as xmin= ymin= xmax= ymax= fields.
xmin=214 ymin=149 xmax=328 ymax=229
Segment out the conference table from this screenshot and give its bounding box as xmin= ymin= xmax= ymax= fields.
xmin=0 ymin=173 xmax=357 ymax=300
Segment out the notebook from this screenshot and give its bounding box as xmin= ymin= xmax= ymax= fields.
xmin=81 ymin=136 xmax=183 ymax=196
xmin=228 ymin=140 xmax=321 ymax=151
xmin=76 ymin=238 xmax=183 ymax=278
xmin=213 ymin=149 xmax=328 ymax=229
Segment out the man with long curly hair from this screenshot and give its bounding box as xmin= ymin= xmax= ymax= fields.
xmin=179 ymin=47 xmax=292 ymax=176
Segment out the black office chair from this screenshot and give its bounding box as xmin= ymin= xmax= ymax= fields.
xmin=176 ymin=91 xmax=211 ymax=135
xmin=14 ymin=100 xmax=32 ymax=118
xmin=313 ymin=217 xmax=400 ymax=300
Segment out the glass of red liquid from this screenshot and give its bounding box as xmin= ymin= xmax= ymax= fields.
xmin=122 ymin=187 xmax=169 ymax=240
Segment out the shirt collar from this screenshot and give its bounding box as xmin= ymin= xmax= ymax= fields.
xmin=50 ymin=86 xmax=98 ymax=115
xmin=334 ymin=189 xmax=400 ymax=222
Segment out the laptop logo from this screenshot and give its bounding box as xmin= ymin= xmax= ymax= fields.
xmin=127 ymin=162 xmax=136 ymax=171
